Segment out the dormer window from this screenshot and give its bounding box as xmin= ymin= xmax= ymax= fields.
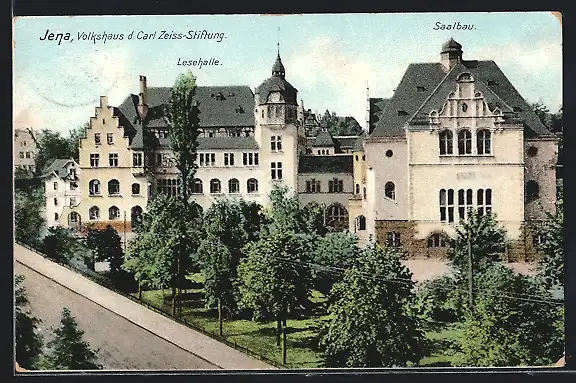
xmin=417 ymin=86 xmax=427 ymax=92
xmin=457 ymin=73 xmax=473 ymax=82
xmin=397 ymin=110 xmax=408 ymax=116
xmin=513 ymin=106 xmax=523 ymax=112
xmin=215 ymin=92 xmax=225 ymax=101
xmin=487 ymin=80 xmax=498 ymax=87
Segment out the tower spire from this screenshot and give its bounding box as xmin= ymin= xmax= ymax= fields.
xmin=277 ymin=26 xmax=280 ymax=56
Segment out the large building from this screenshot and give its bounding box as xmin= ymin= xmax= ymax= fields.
xmin=67 ymin=39 xmax=559 ymax=261
xmin=14 ymin=128 xmax=39 ymax=174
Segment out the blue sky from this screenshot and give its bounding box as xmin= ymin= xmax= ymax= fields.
xmin=13 ymin=12 xmax=562 ymax=135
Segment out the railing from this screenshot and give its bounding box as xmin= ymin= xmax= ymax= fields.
xmin=14 ymin=240 xmax=284 ymax=369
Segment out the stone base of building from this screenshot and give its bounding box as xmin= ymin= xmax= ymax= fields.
xmin=374 ymin=220 xmax=544 ymax=262
xmin=81 ymin=221 xmax=133 ymax=234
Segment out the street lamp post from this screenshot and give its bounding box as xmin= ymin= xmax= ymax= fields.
xmin=123 ymin=210 xmax=127 ymax=254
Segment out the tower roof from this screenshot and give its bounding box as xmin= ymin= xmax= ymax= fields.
xmin=441 ymin=38 xmax=462 ymax=53
xmin=272 ymin=53 xmax=285 ymax=77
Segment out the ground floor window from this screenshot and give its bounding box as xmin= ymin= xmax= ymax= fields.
xmin=386 ymin=231 xmax=401 ymax=247
xmin=427 ymin=233 xmax=447 ymax=248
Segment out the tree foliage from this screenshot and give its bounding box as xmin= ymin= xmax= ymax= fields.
xmin=86 ymin=225 xmax=124 ymax=273
xmin=40 ymin=226 xmax=79 ymax=264
xmin=320 ymin=244 xmax=427 ymax=367
xmin=122 ymin=193 xmax=202 ymax=305
xmin=15 ymin=275 xmax=44 ymax=370
xmin=454 ymin=263 xmax=564 ymax=367
xmin=318 ymin=110 xmax=363 ymax=136
xmin=40 ymin=308 xmax=102 ymax=370
xmin=165 ymin=71 xmax=201 ymax=202
xmin=33 ymin=129 xmax=77 ymax=177
xmin=536 ymin=191 xmax=564 ymax=289
xmin=448 ymin=210 xmax=507 ymax=273
xmin=15 ymin=188 xmax=45 ymax=247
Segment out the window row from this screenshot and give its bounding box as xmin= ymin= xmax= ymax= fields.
xmin=94 ymin=131 xmax=115 ymax=145
xmin=52 ymin=197 xmax=78 ymax=207
xmin=198 ymin=152 xmax=260 ymax=167
xmin=18 ymin=151 xmax=34 ymax=159
xmin=439 ymin=129 xmax=491 ymax=155
xmin=305 ymin=178 xmax=345 ymax=193
xmin=156 ymin=178 xmax=260 ymax=195
xmin=439 ymin=188 xmax=492 ymax=223
xmin=89 ymin=153 xmax=120 ymax=167
xmin=88 ymin=205 xmax=143 ymax=221
xmin=89 ymin=179 xmax=142 ymax=196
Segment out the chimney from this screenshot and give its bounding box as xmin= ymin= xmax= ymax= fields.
xmin=137 ymin=75 xmax=148 ymax=121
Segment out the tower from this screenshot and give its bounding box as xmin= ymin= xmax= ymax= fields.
xmin=254 ymin=47 xmax=301 ymax=202
xmin=440 ymin=38 xmax=463 ymax=71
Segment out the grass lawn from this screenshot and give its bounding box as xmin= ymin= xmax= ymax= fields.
xmin=135 ymin=277 xmax=329 ymax=368
xmin=419 ymin=321 xmax=465 ymax=367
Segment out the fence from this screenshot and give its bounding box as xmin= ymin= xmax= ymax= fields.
xmin=15 ymin=241 xmax=285 ymax=369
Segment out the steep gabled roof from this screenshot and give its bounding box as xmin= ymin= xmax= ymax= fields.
xmin=313 ymin=130 xmax=335 ymax=147
xmin=369 ymin=98 xmax=389 ymax=134
xmin=370 ymin=60 xmax=554 ymax=139
xmin=41 ymin=158 xmax=76 ymax=179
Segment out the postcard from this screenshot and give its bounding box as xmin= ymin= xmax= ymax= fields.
xmin=13 ymin=12 xmax=565 ymax=372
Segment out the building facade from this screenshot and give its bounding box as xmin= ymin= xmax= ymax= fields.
xmin=42 ymin=159 xmax=82 ymax=229
xmin=14 ymin=128 xmax=39 ymax=174
xmin=65 ymin=39 xmax=558 ymax=261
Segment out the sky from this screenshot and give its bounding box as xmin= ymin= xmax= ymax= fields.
xmin=13 ymin=12 xmax=562 ymax=136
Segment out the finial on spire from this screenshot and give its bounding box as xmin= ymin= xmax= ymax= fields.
xmin=277 ymin=26 xmax=280 ymax=56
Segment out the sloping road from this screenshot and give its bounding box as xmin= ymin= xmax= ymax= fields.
xmin=14 ymin=243 xmax=276 ymax=370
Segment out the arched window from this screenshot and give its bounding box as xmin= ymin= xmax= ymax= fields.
xmin=427 ymin=233 xmax=447 ymax=248
xmin=69 ymin=212 xmax=80 ymax=223
xmin=131 ymin=183 xmax=140 ymax=195
xmin=439 ymin=130 xmax=453 ymax=155
xmin=131 ymin=206 xmax=143 ymax=229
xmin=192 ymin=178 xmax=203 ymax=194
xmin=109 ymin=206 xmax=120 ymax=220
xmin=477 ymin=129 xmax=491 ymax=155
xmin=228 ymin=178 xmax=240 ymax=194
xmin=385 ymin=182 xmax=395 ymax=200
xmin=108 ymin=179 xmax=120 ymax=195
xmin=526 ymin=180 xmax=539 ymax=201
xmin=247 ymin=178 xmax=258 ymax=193
xmin=89 ymin=206 xmax=100 ymax=220
xmin=355 ymin=184 xmax=360 ymax=194
xmin=325 ymin=203 xmax=349 ymax=231
xmin=210 ymin=179 xmax=221 ymax=194
xmin=89 ymin=179 xmax=101 ymax=196
xmin=356 ymin=215 xmax=366 ymax=231
xmin=457 ymin=129 xmax=472 ymax=155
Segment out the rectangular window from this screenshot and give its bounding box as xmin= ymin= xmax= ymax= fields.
xmin=90 ymin=153 xmax=100 ymax=167
xmin=270 ymin=136 xmax=282 ymax=152
xmin=25 ymin=152 xmax=31 ymax=158
xmin=156 ymin=153 xmax=162 ymax=166
xmin=107 ymin=133 xmax=114 ymax=144
xmin=386 ymin=232 xmax=401 ymax=247
xmin=70 ymin=197 xmax=77 ymax=207
xmin=243 ymin=152 xmax=259 ymax=166
xmin=156 ymin=178 xmax=182 ymax=196
xmin=329 ymin=178 xmax=344 ymax=193
xmin=109 ymin=153 xmax=119 ymax=167
xmin=306 ymin=179 xmax=321 ymax=193
xmin=94 ymin=133 xmax=101 ymax=145
xmin=224 ymin=153 xmax=235 ymax=166
xmin=243 ymin=153 xmax=247 ymax=165
xmin=132 ymin=152 xmax=143 ymax=167
xmin=53 ymin=198 xmax=58 ymax=206
xmin=199 ymin=153 xmax=215 ymax=166
xmin=53 ymin=182 xmax=58 ymax=191
xmin=271 ymin=162 xmax=283 ymax=180
xmin=440 ymin=189 xmax=455 ymax=223
xmin=19 ymin=152 xmax=24 ymax=158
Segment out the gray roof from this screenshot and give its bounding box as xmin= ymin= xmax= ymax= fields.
xmin=370 ymin=60 xmax=554 ymax=139
xmin=197 ymin=136 xmax=259 ymax=150
xmin=334 ymin=136 xmax=357 ymax=149
xmin=41 ymin=159 xmax=75 ymax=179
xmin=353 ymin=131 xmax=367 ymax=151
xmin=298 ymin=155 xmax=354 ymax=174
xmin=255 ymin=76 xmax=298 ymax=106
xmin=369 ymin=98 xmax=389 ymax=134
xmin=313 ymin=130 xmax=335 ymax=147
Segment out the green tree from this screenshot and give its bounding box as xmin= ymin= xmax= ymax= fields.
xmin=448 ymin=210 xmax=507 ymax=274
xmin=238 ymin=232 xmax=314 ymax=363
xmin=40 ymin=226 xmax=79 ymax=264
xmin=536 ymin=190 xmax=564 ymax=289
xmin=312 ymin=232 xmax=362 ymax=297
xmin=33 ymin=129 xmax=75 ymax=177
xmin=122 ymin=193 xmax=202 ymax=316
xmin=86 ymin=225 xmax=124 ymax=274
xmin=454 ymin=263 xmax=563 ymax=367
xmin=15 ymin=275 xmax=44 ymax=370
xmin=165 ymin=71 xmax=201 ymax=204
xmin=67 ymin=123 xmax=89 ymax=162
xmin=40 ymin=308 xmax=102 ymax=370
xmin=320 ymin=243 xmax=427 ymax=367
xmin=15 ymin=188 xmax=45 ymax=248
